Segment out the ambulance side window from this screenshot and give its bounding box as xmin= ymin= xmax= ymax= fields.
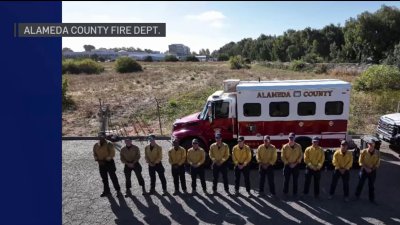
xmin=269 ymin=102 xmax=289 ymax=117
xmin=215 ymin=102 xmax=229 ymax=119
xmin=243 ymin=103 xmax=261 ymax=117
xmin=325 ymin=101 xmax=343 ymax=115
xmin=298 ymin=102 xmax=316 ymax=116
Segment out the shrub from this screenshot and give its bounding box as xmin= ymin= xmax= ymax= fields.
xmin=217 ymin=54 xmax=229 ymax=61
xmin=143 ymin=56 xmax=153 ymax=62
xmin=185 ymin=55 xmax=199 ymax=62
xmin=289 ymin=60 xmax=306 ymax=71
xmin=62 ymin=59 xmax=104 ymax=74
xmin=62 ymin=77 xmax=75 ymax=111
xmin=354 ymin=65 xmax=400 ymax=91
xmin=302 ymin=53 xmax=323 ymax=64
xmin=229 ymin=55 xmax=250 ymax=70
xmin=314 ymin=64 xmax=328 ymax=74
xmin=115 ymin=57 xmax=143 ymax=73
xmin=165 ymin=55 xmax=179 ymax=62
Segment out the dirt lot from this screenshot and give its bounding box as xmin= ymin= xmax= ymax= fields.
xmin=63 ymin=140 xmax=400 ymax=225
xmin=63 ymin=62 xmax=368 ymax=137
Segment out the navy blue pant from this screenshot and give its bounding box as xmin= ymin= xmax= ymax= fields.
xmin=212 ymin=163 xmax=229 ymax=192
xmin=283 ymin=165 xmax=299 ymax=195
xmin=149 ymin=163 xmax=167 ymax=191
xmin=329 ymin=169 xmax=349 ymax=197
xmin=124 ymin=163 xmax=145 ymax=190
xmin=234 ymin=165 xmax=251 ymax=192
xmin=172 ymin=165 xmax=187 ymax=192
xmin=259 ymin=165 xmax=275 ymax=195
xmin=355 ymin=169 xmax=376 ymax=201
xmin=303 ymin=167 xmax=321 ymax=196
xmin=99 ymin=159 xmax=121 ymax=193
xmin=190 ymin=165 xmax=207 ymax=191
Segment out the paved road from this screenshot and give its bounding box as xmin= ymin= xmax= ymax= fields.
xmin=63 ymin=140 xmax=400 ymax=225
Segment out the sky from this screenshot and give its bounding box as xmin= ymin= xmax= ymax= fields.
xmin=62 ymin=1 xmax=400 ymax=53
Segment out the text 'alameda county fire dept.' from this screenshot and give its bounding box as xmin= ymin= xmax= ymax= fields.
xmin=17 ymin=23 xmax=166 ymax=37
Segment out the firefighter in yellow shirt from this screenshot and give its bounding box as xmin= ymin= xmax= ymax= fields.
xmin=355 ymin=138 xmax=380 ymax=203
xmin=303 ymin=136 xmax=325 ymax=198
xmin=328 ymin=140 xmax=352 ymax=201
xmin=209 ymin=133 xmax=230 ymax=195
xmin=232 ymin=136 xmax=252 ymax=196
xmin=145 ymin=134 xmax=167 ymax=195
xmin=93 ymin=132 xmax=122 ymax=197
xmin=168 ymin=138 xmax=187 ymax=195
xmin=120 ymin=138 xmax=146 ymax=197
xmin=256 ymin=135 xmax=277 ymax=197
xmin=187 ymin=139 xmax=208 ymax=195
xmin=281 ymin=133 xmax=302 ymax=196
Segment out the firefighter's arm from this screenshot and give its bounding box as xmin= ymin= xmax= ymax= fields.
xmin=120 ymin=148 xmax=126 ymax=164
xmin=209 ymin=147 xmax=216 ymax=162
xmin=317 ymin=149 xmax=325 ymax=170
xmin=133 ymin=148 xmax=140 ymax=164
xmin=198 ymin=150 xmax=205 ymax=166
xmin=155 ymin=147 xmax=162 ymax=164
xmin=179 ymin=149 xmax=187 ymax=165
xmin=107 ymin=143 xmax=115 ymax=160
xmin=244 ymin=147 xmax=252 ymax=166
xmin=222 ymin=145 xmax=230 ymax=162
xmin=93 ymin=145 xmax=98 ymax=161
xmin=187 ymin=151 xmax=193 ymax=166
xmin=374 ymin=156 xmax=380 ymax=169
xmin=144 ymin=148 xmax=150 ymax=164
xmin=304 ymin=148 xmax=312 ymax=168
xmin=168 ymin=151 xmax=173 ymax=165
xmin=358 ymin=151 xmax=365 ymax=167
xmin=271 ymin=148 xmax=277 ymax=165
xmin=281 ymin=147 xmax=288 ymax=165
xmin=344 ymin=153 xmax=353 ymax=170
xmin=256 ymin=146 xmax=262 ymax=163
xmin=332 ymin=151 xmax=338 ymax=168
xmin=232 ymin=147 xmax=238 ymax=165
xmin=296 ymin=147 xmax=303 ymax=164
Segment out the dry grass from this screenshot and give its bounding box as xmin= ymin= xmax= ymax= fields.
xmin=62 ymin=61 xmax=395 ymax=137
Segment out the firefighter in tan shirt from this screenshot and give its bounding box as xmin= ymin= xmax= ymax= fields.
xmin=168 ymin=138 xmax=187 ymax=195
xmin=145 ymin=134 xmax=167 ymax=195
xmin=187 ymin=138 xmax=208 ymax=195
xmin=209 ymin=133 xmax=230 ymax=195
xmin=93 ymin=132 xmax=121 ymax=197
xmin=303 ymin=136 xmax=325 ymax=198
xmin=328 ymin=140 xmax=353 ymax=201
xmin=232 ymin=136 xmax=252 ymax=196
xmin=281 ymin=132 xmax=302 ymax=196
xmin=256 ymin=135 xmax=277 ymax=197
xmin=355 ymin=138 xmax=380 ymax=203
xmin=120 ymin=138 xmax=146 ymax=197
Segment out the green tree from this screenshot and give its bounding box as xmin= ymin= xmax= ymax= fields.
xmin=83 ymin=45 xmax=95 ymax=52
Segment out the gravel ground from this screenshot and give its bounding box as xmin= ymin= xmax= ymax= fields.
xmin=63 ymin=140 xmax=400 ymax=225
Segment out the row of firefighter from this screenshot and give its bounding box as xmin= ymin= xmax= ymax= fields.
xmin=93 ymin=132 xmax=380 ymax=203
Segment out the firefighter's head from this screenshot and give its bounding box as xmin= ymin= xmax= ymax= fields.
xmin=215 ymin=133 xmax=222 ymax=144
xmin=288 ymin=133 xmax=295 ymax=144
xmin=98 ymin=131 xmax=106 ymax=144
xmin=238 ymin=136 xmax=245 ymax=147
xmin=312 ymin=136 xmax=320 ymax=147
xmin=172 ymin=138 xmax=179 ymax=148
xmin=367 ymin=139 xmax=376 ymax=151
xmin=124 ymin=138 xmax=132 ymax=146
xmin=340 ymin=140 xmax=348 ymax=152
xmin=192 ymin=138 xmax=199 ymax=149
xmin=148 ymin=134 xmax=156 ymax=145
xmin=263 ymin=135 xmax=271 ymax=145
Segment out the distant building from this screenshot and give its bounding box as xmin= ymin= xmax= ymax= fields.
xmin=168 ymin=44 xmax=190 ymax=57
xmin=195 ymin=55 xmax=208 ymax=62
xmin=128 ymin=52 xmax=166 ymax=61
xmin=62 ymin=50 xmax=118 ymax=60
